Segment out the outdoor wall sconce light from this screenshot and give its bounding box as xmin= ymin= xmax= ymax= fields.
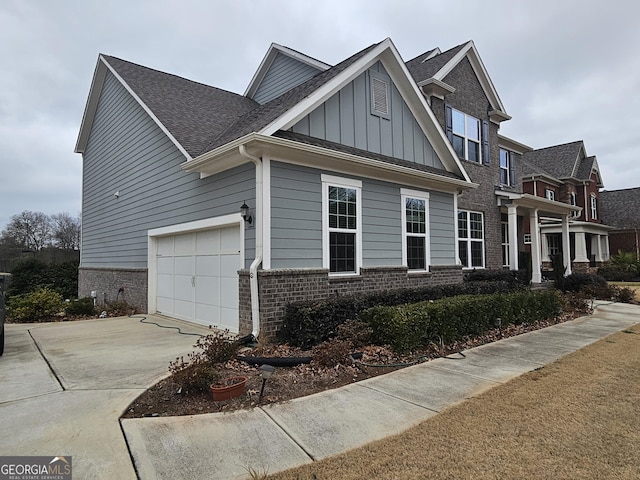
xmin=240 ymin=201 xmax=252 ymax=224
xmin=259 ymin=364 xmax=275 ymax=400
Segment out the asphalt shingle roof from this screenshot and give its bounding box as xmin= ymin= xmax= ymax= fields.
xmin=274 ymin=130 xmax=463 ymax=180
xmin=405 ymin=42 xmax=468 ymax=84
xmin=522 ymin=141 xmax=585 ymax=179
xmin=600 ymin=188 xmax=640 ymax=229
xmin=201 ymin=43 xmax=379 ymax=154
xmin=102 ymin=55 xmax=259 ymax=158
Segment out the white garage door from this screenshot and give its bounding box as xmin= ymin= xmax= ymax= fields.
xmin=155 ymin=226 xmax=241 ymax=332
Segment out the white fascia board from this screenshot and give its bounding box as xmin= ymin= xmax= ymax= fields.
xmin=498 ymin=134 xmax=533 ymax=154
xmin=244 ymin=43 xmax=331 ymax=98
xmin=99 ymin=56 xmax=191 ymax=161
xmin=75 ymin=58 xmax=107 ymax=153
xmin=434 ymin=41 xmax=508 ymax=117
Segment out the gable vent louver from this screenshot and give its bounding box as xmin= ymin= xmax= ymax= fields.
xmin=372 ymin=77 xmax=389 ymax=115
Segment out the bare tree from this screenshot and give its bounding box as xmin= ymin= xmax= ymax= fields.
xmin=1 ymin=210 xmax=52 ymax=251
xmin=51 ymin=213 xmax=81 ymax=250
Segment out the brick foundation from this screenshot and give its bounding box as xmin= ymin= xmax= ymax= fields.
xmin=239 ymin=265 xmax=463 ymax=339
xmin=78 ymin=267 xmax=148 ymax=312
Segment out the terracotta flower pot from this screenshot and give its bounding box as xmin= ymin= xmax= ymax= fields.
xmin=209 ymin=376 xmax=248 ymax=401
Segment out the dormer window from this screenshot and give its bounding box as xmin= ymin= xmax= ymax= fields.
xmin=590 ymin=194 xmax=598 ymax=219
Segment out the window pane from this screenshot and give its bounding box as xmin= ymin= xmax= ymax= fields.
xmin=458 ymin=240 xmax=468 ymax=267
xmin=470 ymin=213 xmax=483 ymax=239
xmin=407 ymin=236 xmax=425 ymax=270
xmin=500 ymin=149 xmax=509 ymax=168
xmin=467 ymin=140 xmax=479 ymax=162
xmin=328 ymin=186 xmax=357 ymax=231
xmin=458 ymin=211 xmax=468 ymax=239
xmin=452 ymin=135 xmax=464 ymax=158
xmin=466 ymin=116 xmax=479 ymax=141
xmin=329 ymin=232 xmax=356 ymax=273
xmin=405 ymin=198 xmax=425 ymax=234
xmin=452 ymin=109 xmax=465 ymax=135
xmin=470 ymin=242 xmax=483 ymax=267
xmin=500 ymin=168 xmax=508 ymax=185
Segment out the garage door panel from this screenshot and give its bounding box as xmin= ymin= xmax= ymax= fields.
xmin=156 ymin=297 xmax=173 ymax=315
xmin=220 ymin=227 xmax=240 ymax=252
xmin=220 ymin=278 xmax=239 ymax=310
xmin=174 ymin=299 xmax=193 ymax=320
xmin=220 ymin=254 xmax=241 ymax=278
xmin=174 ymin=233 xmax=195 ymax=255
xmin=157 ymin=273 xmax=174 ymax=298
xmin=174 ymin=275 xmax=193 ymax=302
xmin=157 ymin=237 xmax=174 ymax=256
xmin=196 ymin=230 xmax=220 ymax=254
xmin=219 ymin=307 xmax=237 ymax=331
xmin=195 ymin=304 xmax=218 ymax=327
xmin=174 ymin=256 xmax=194 ymax=276
xmin=195 ymin=255 xmax=220 ymax=277
xmin=195 ymin=276 xmax=220 ymax=306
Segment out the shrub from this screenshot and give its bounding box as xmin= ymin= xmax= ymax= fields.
xmin=337 ymin=320 xmax=373 ymax=348
xmin=8 ymin=258 xmax=79 ymax=299
xmin=361 ymin=290 xmax=564 ymax=353
xmin=616 ymin=287 xmax=636 ymax=303
xmin=597 ymin=265 xmax=639 ymax=282
xmin=7 ymin=287 xmax=64 ymax=322
xmin=563 ymin=273 xmax=607 ymax=293
xmin=65 ymin=297 xmax=96 ymax=316
xmin=278 ymin=281 xmax=525 ymax=348
xmin=463 ymin=268 xmax=529 ymax=285
xmin=195 ymin=330 xmax=240 ymax=364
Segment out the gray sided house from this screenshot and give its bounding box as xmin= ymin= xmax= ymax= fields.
xmin=75 ymin=39 xmax=476 ymax=338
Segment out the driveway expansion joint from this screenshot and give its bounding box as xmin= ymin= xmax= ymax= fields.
xmin=28 ymin=327 xmax=66 ymax=391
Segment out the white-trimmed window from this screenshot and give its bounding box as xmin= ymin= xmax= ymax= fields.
xmin=524 ymin=233 xmax=532 ymax=244
xmin=401 ymin=189 xmax=430 ymax=271
xmin=590 ymin=194 xmax=598 ymax=219
xmin=501 ymin=214 xmax=509 ymax=267
xmin=458 ymin=210 xmax=484 ymax=268
xmin=545 ymin=188 xmax=555 ymax=201
xmin=570 ymin=192 xmax=579 ymax=217
xmin=452 ymin=108 xmax=481 ymax=162
xmin=499 ymin=149 xmax=514 ymax=186
xmin=322 ymin=175 xmax=362 ymax=274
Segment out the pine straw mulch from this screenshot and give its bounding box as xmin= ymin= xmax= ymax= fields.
xmin=121 ymin=310 xmax=584 ymax=419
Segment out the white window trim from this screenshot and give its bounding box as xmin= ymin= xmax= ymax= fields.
xmin=590 ymin=194 xmax=598 ymax=219
xmin=501 ymin=219 xmax=509 ymax=267
xmin=401 ymin=188 xmax=430 ymax=272
xmin=452 ymin=108 xmax=481 ymax=162
xmin=545 ymin=188 xmax=555 ymax=201
xmin=570 ymin=192 xmax=580 ymax=218
xmin=524 ymin=233 xmax=532 ymax=244
xmin=458 ymin=209 xmax=485 ymax=269
xmin=321 ymin=174 xmax=362 ymax=276
xmin=499 ymin=149 xmax=512 ymax=186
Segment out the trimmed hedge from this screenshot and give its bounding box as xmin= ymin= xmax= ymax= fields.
xmin=597 ymin=265 xmax=640 ymax=282
xmin=361 ymin=290 xmax=564 ymax=353
xmin=563 ymin=273 xmax=607 ymax=293
xmin=278 ymin=280 xmax=525 ymax=348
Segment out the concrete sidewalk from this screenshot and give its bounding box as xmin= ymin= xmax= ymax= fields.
xmin=122 ymin=301 xmax=640 ymax=480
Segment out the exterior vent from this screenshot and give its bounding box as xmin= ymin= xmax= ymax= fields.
xmin=372 ymin=77 xmax=389 ymax=115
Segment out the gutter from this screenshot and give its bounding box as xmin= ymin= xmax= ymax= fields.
xmin=239 ymin=145 xmax=263 ymax=339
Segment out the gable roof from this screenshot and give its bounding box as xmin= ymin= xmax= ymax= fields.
xmin=201 ymin=43 xmax=378 ymax=154
xmin=599 ymin=188 xmax=640 ymax=229
xmin=522 ymin=140 xmax=603 ymax=186
xmin=405 ymin=41 xmax=510 ymax=122
xmin=244 ymin=43 xmax=331 ymax=99
xmin=75 ymin=55 xmax=258 ymax=158
xmin=191 ymin=38 xmax=472 ymax=183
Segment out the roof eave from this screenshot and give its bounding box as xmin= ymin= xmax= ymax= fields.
xmin=183 ymin=133 xmax=477 ymax=192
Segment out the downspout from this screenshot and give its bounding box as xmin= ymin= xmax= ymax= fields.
xmin=239 ymin=145 xmax=262 ymax=339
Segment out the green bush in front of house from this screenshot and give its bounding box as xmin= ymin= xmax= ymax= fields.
xmin=278 ymin=280 xmax=526 ymax=348
xmin=360 ymin=290 xmax=564 ymax=353
xmin=7 ymin=287 xmax=65 ymax=322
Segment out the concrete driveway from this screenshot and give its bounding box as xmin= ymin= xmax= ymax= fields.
xmin=0 ymin=315 xmax=211 ymax=480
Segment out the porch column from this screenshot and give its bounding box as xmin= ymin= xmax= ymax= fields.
xmin=592 ymin=234 xmax=603 ymax=262
xmin=561 ymin=214 xmax=572 ymax=275
xmin=603 ymin=235 xmax=611 ymax=261
xmin=508 ymin=205 xmax=519 ymax=270
xmin=574 ymin=232 xmax=589 ymax=262
xmin=530 ymin=208 xmax=542 ymax=283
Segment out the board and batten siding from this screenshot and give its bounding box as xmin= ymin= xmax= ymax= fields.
xmin=291 ymin=62 xmax=444 ymax=169
xmin=253 ymin=52 xmax=323 ymax=105
xmin=81 ymin=71 xmax=256 ymax=269
xmin=269 ymin=161 xmax=457 ymax=269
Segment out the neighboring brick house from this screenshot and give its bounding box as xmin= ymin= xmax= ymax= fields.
xmin=406 ymin=41 xmax=579 ymax=282
xmin=75 ymin=39 xmax=476 ymax=338
xmin=600 ymin=187 xmax=640 ymax=258
xmin=521 ymin=141 xmax=613 ymax=273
